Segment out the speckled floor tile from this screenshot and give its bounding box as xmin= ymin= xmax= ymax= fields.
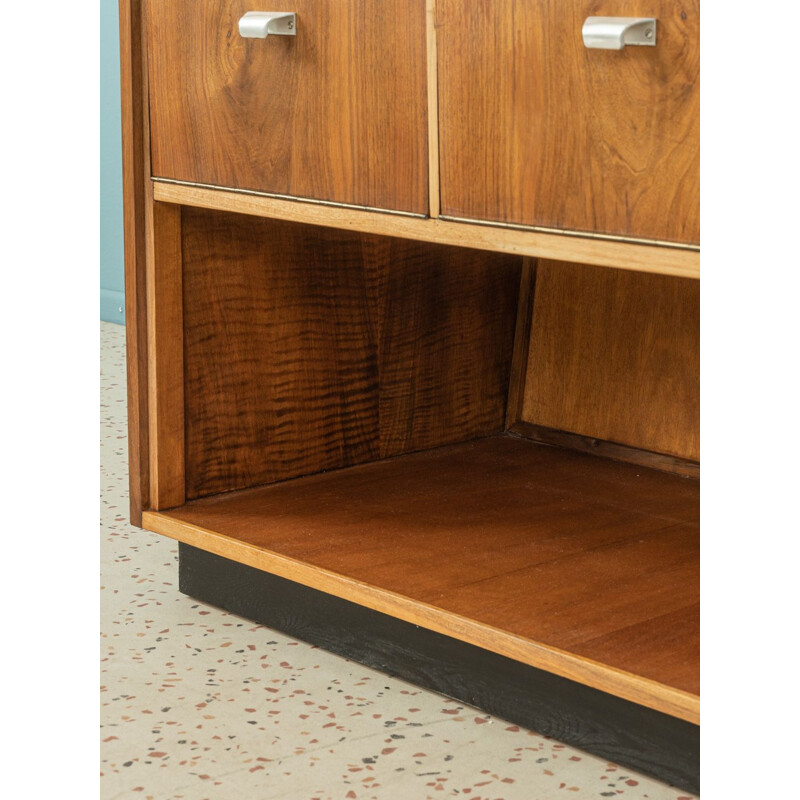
xmin=100 ymin=321 xmax=698 ymax=800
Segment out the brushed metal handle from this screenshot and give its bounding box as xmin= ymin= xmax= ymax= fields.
xmin=239 ymin=11 xmax=296 ymax=38
xmin=582 ymin=17 xmax=657 ymax=50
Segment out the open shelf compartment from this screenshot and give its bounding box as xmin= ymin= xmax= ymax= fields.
xmin=143 ymin=433 xmax=699 ymax=724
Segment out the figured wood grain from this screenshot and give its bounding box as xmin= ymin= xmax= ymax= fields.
xmin=143 ymin=434 xmax=699 ymax=722
xmin=147 ymin=0 xmax=428 ymax=214
xmin=118 ymin=0 xmax=149 ymax=524
xmin=181 ymin=207 xmax=520 ymax=498
xmin=180 ymin=542 xmax=700 ymax=794
xmin=145 ymin=201 xmax=185 ymax=509
xmin=154 ymin=181 xmax=701 ymax=279
xmin=521 ymin=262 xmax=700 ymax=460
xmin=368 ymin=235 xmax=520 ymax=458
xmin=437 ymin=0 xmax=700 ymax=244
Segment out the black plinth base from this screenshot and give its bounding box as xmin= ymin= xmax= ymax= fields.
xmin=179 ymin=543 xmax=699 ymax=795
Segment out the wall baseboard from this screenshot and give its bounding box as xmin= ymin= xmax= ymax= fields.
xmin=101 ymin=288 xmax=125 ymax=324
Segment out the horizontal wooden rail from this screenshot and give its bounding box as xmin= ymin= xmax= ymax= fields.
xmin=153 ymin=181 xmax=700 ymax=279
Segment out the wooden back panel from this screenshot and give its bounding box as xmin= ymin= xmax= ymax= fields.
xmin=182 ymin=207 xmax=521 ymax=499
xmin=147 ymin=0 xmax=428 ymax=214
xmin=516 ymin=261 xmax=699 ymax=461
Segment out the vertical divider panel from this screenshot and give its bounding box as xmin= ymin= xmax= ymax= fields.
xmin=146 ymin=200 xmax=185 ymax=509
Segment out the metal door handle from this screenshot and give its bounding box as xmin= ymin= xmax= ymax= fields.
xmin=239 ymin=11 xmax=296 ymax=38
xmin=582 ymin=17 xmax=657 ymax=50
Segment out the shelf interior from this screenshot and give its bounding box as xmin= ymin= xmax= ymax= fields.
xmin=144 ymin=434 xmax=699 ymax=723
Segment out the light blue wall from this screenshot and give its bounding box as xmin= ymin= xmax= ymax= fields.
xmin=100 ymin=0 xmax=125 ymax=324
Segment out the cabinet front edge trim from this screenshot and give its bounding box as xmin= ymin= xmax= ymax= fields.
xmin=440 ymin=215 xmax=700 ymax=252
xmin=152 ymin=181 xmax=700 ymax=279
xmin=152 ymin=177 xmax=427 ymax=219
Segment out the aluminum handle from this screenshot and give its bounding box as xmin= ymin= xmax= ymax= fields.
xmin=582 ymin=17 xmax=656 ymax=50
xmin=239 ymin=11 xmax=296 ymax=38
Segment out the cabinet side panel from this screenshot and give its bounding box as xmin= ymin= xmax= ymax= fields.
xmin=182 ymin=209 xmax=381 ymax=498
xmin=119 ymin=0 xmax=149 ymax=524
xmin=182 ymin=208 xmax=521 ymax=498
xmin=518 ymin=262 xmax=699 ymax=461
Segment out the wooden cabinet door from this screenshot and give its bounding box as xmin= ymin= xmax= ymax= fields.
xmin=437 ymin=0 xmax=699 ymax=245
xmin=147 ymin=0 xmax=429 ymax=215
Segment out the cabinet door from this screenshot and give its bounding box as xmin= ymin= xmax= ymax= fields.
xmin=147 ymin=0 xmax=429 ymax=215
xmin=437 ymin=0 xmax=699 ymax=245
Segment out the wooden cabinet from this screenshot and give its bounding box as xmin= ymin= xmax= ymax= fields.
xmin=121 ymin=0 xmax=699 ymax=793
xmin=437 ymin=0 xmax=700 ymax=245
xmin=147 ymin=0 xmax=429 ymax=214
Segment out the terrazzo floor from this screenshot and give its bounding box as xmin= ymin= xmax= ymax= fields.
xmin=100 ymin=321 xmax=698 ymax=800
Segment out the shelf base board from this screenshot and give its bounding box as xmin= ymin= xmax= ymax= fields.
xmin=144 ymin=434 xmax=698 ymax=722
xmin=179 ymin=542 xmax=699 ymax=795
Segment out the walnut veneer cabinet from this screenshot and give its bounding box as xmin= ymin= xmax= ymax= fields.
xmin=120 ymin=0 xmax=699 ymax=792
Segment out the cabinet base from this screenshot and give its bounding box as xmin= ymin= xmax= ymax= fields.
xmin=178 ymin=543 xmax=699 ymax=795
